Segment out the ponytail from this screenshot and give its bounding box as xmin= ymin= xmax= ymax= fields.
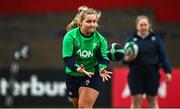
xmin=66 ymin=6 xmax=101 ymax=32
xmin=66 ymin=6 xmax=88 ymax=32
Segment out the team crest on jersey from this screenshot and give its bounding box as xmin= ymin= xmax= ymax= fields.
xmin=133 ymin=38 xmax=138 ymax=42
xmin=151 ymin=36 xmax=156 ymax=41
xmin=93 ymin=43 xmax=97 ymax=49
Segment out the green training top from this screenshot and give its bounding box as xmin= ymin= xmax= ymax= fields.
xmin=62 ymin=27 xmax=109 ymax=76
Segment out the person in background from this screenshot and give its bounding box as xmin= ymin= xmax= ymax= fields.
xmin=124 ymin=15 xmax=172 ymax=108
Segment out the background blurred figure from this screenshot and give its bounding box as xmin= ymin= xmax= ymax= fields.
xmin=124 ymin=15 xmax=172 ymax=108
xmin=62 ymin=6 xmax=112 ymax=108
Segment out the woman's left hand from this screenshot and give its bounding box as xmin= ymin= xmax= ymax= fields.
xmin=100 ymin=68 xmax=112 ymax=82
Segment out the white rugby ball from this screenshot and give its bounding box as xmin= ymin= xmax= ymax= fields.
xmin=124 ymin=41 xmax=139 ymax=60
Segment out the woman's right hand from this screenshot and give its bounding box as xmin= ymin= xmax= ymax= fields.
xmin=76 ymin=64 xmax=94 ymax=78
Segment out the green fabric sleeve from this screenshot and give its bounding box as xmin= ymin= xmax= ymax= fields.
xmin=98 ymin=39 xmax=109 ymax=72
xmin=62 ymin=34 xmax=74 ymax=58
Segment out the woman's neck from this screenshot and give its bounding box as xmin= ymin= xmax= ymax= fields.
xmin=137 ymin=32 xmax=149 ymax=39
xmin=80 ymin=28 xmax=92 ymax=37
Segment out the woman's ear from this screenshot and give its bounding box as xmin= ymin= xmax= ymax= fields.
xmin=79 ymin=20 xmax=82 ymax=27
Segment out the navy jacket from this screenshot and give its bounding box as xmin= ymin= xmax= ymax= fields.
xmin=125 ymin=32 xmax=171 ymax=74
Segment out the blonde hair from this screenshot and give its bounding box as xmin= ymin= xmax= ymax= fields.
xmin=66 ymin=6 xmax=101 ymax=32
xmin=135 ymin=15 xmax=152 ymax=28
